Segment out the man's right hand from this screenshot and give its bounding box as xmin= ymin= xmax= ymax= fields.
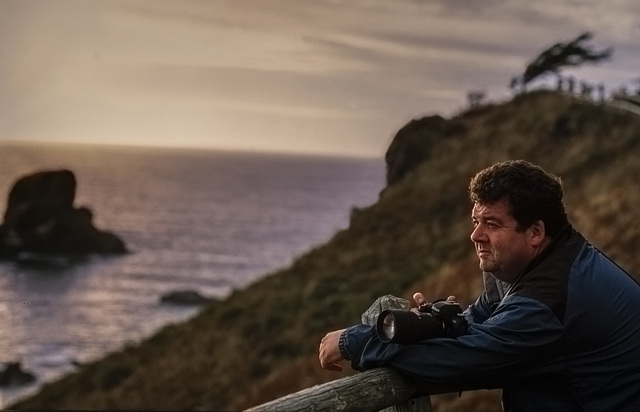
xmin=413 ymin=292 xmax=456 ymax=307
xmin=319 ymin=328 xmax=347 ymax=371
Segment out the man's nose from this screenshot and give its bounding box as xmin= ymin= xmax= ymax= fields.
xmin=470 ymin=224 xmax=485 ymax=243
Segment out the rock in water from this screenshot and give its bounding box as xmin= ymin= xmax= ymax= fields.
xmin=0 ymin=362 xmax=36 ymax=387
xmin=160 ymin=289 xmax=213 ymax=306
xmin=0 ymin=169 xmax=127 ymax=258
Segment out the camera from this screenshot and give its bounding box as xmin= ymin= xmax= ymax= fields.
xmin=375 ymin=299 xmax=467 ymax=343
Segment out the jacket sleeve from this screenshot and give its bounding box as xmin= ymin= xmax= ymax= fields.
xmin=341 ymin=294 xmax=566 ymax=389
xmin=464 ymin=272 xmax=510 ymax=324
xmin=464 ymin=290 xmax=494 ymax=325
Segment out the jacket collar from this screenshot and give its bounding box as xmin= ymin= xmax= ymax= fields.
xmin=506 ymin=224 xmax=575 ymax=292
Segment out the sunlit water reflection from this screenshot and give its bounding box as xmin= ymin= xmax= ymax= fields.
xmin=0 ymin=143 xmax=384 ymax=406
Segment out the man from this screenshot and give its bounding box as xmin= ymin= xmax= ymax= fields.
xmin=319 ymin=160 xmax=640 ymax=411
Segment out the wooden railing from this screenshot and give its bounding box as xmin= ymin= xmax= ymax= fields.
xmin=246 ymin=367 xmax=436 ymax=412
xmin=247 ymin=297 xmax=453 ymax=411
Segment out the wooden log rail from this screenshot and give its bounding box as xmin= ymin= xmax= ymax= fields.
xmin=247 ymin=298 xmax=460 ymax=411
xmin=246 ymin=367 xmax=436 ymax=412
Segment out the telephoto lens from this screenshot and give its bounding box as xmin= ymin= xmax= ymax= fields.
xmin=376 ymin=308 xmax=446 ymax=343
xmin=375 ymin=300 xmax=467 ymax=343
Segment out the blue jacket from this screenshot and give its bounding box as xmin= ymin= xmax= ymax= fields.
xmin=340 ymin=227 xmax=640 ymax=411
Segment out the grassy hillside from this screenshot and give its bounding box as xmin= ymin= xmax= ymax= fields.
xmin=11 ymin=91 xmax=640 ymax=411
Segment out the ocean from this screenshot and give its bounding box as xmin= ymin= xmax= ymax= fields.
xmin=0 ymin=142 xmax=385 ymax=406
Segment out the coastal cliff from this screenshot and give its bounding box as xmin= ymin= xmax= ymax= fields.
xmin=11 ymin=90 xmax=640 ymax=411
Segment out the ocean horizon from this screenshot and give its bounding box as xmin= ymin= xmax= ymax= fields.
xmin=0 ymin=142 xmax=385 ymax=406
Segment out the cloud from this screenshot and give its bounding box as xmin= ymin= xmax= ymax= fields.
xmin=1 ymin=0 xmax=638 ymax=156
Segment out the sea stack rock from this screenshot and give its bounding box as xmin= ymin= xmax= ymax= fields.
xmin=0 ymin=169 xmax=127 ymax=258
xmin=0 ymin=362 xmax=36 ymax=387
xmin=160 ymin=289 xmax=214 ymax=306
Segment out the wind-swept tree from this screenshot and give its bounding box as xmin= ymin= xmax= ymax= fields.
xmin=511 ymin=32 xmax=613 ymax=92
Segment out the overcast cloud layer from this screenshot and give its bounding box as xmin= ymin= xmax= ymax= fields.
xmin=1 ymin=0 xmax=638 ymax=156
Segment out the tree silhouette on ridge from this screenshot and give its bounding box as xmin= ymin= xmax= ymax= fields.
xmin=511 ymin=32 xmax=613 ymax=91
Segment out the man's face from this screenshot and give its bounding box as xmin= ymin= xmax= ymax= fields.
xmin=470 ymin=200 xmax=539 ymax=283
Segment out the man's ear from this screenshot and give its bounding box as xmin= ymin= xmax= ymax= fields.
xmin=529 ymin=220 xmax=546 ymax=247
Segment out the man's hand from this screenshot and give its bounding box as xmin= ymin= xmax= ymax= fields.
xmin=319 ymin=328 xmax=347 ymax=371
xmin=413 ymin=292 xmax=456 ymax=308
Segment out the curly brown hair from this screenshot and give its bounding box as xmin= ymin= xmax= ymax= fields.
xmin=469 ymin=160 xmax=569 ymax=238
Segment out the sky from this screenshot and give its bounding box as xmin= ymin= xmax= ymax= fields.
xmin=1 ymin=0 xmax=639 ymax=157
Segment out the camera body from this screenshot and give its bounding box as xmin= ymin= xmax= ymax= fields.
xmin=375 ymin=299 xmax=467 ymax=343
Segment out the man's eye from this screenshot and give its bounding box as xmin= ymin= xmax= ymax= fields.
xmin=472 ymin=220 xmax=500 ymax=229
